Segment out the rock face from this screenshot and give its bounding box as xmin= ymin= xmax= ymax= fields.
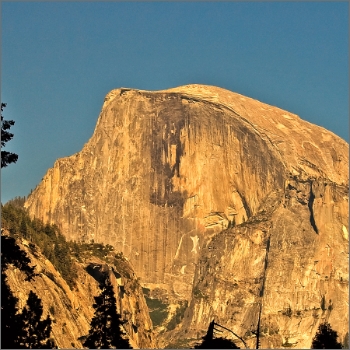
xmin=4 ymin=233 xmax=156 ymax=349
xmin=25 ymin=84 xmax=349 ymax=347
xmin=178 ymin=180 xmax=349 ymax=348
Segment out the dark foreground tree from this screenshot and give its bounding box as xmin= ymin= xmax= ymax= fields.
xmin=311 ymin=322 xmax=342 ymax=349
xmin=16 ymin=291 xmax=56 ymax=349
xmin=83 ymin=276 xmax=132 ymax=349
xmin=1 ymin=102 xmax=18 ymax=168
xmin=1 ymin=234 xmax=56 ymax=348
xmin=194 ymin=321 xmax=240 ymax=349
xmin=1 ymin=268 xmax=21 ymax=349
xmin=1 ymin=234 xmax=36 ymax=348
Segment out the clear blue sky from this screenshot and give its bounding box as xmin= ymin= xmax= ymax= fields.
xmin=1 ymin=1 xmax=349 ymax=204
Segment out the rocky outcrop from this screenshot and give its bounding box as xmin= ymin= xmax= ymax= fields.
xmin=25 ymin=84 xmax=348 ymax=347
xmin=176 ymin=180 xmax=348 ymax=348
xmin=4 ymin=234 xmax=156 ymax=349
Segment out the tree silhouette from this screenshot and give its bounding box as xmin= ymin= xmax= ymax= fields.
xmin=1 ymin=102 xmax=18 ymax=168
xmin=1 ymin=268 xmax=21 ymax=349
xmin=1 ymin=235 xmax=36 ymax=277
xmin=1 ymin=234 xmax=56 ymax=348
xmin=16 ymin=291 xmax=56 ymax=349
xmin=83 ymin=276 xmax=132 ymax=349
xmin=2 ymin=203 xmax=79 ymax=288
xmin=311 ymin=322 xmax=342 ymax=349
xmin=1 ymin=234 xmax=36 ymax=348
xmin=194 ymin=321 xmax=240 ymax=349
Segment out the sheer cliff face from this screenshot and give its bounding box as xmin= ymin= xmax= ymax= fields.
xmin=180 ymin=181 xmax=348 ymax=348
xmin=25 ymin=85 xmax=348 ymax=346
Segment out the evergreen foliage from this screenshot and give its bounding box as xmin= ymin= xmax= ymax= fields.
xmin=194 ymin=321 xmax=240 ymax=349
xmin=1 ymin=234 xmax=56 ymax=349
xmin=2 ymin=200 xmax=124 ymax=289
xmin=6 ymin=195 xmax=27 ymax=208
xmin=83 ymin=277 xmax=132 ymax=349
xmin=1 ymin=234 xmax=36 ymax=278
xmin=1 ymin=124 xmax=55 ymax=348
xmin=1 ymin=102 xmax=18 ymax=167
xmin=1 ymin=267 xmax=22 ymax=349
xmin=2 ymin=203 xmax=78 ymax=288
xmin=1 ymin=235 xmax=33 ymax=348
xmin=69 ymin=240 xmax=115 ymax=263
xmin=1 ymin=233 xmax=37 ymax=347
xmin=311 ymin=322 xmax=342 ymax=349
xmin=16 ymin=291 xmax=56 ymax=349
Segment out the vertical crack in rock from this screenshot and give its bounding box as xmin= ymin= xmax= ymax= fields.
xmin=260 ymin=235 xmax=271 ymax=298
xmin=308 ymin=182 xmax=318 ymax=234
xmin=254 ymin=235 xmax=271 ymax=349
xmin=239 ymin=192 xmax=252 ymax=220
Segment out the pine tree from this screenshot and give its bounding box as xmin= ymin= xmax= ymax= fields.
xmin=1 ymin=269 xmax=20 ymax=349
xmin=1 ymin=102 xmax=18 ymax=168
xmin=311 ymin=322 xmax=342 ymax=349
xmin=1 ymin=234 xmax=36 ymax=277
xmin=1 ymin=234 xmax=56 ymax=349
xmin=83 ymin=276 xmax=132 ymax=349
xmin=1 ymin=234 xmax=36 ymax=348
xmin=194 ymin=321 xmax=240 ymax=349
xmin=16 ymin=291 xmax=56 ymax=349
